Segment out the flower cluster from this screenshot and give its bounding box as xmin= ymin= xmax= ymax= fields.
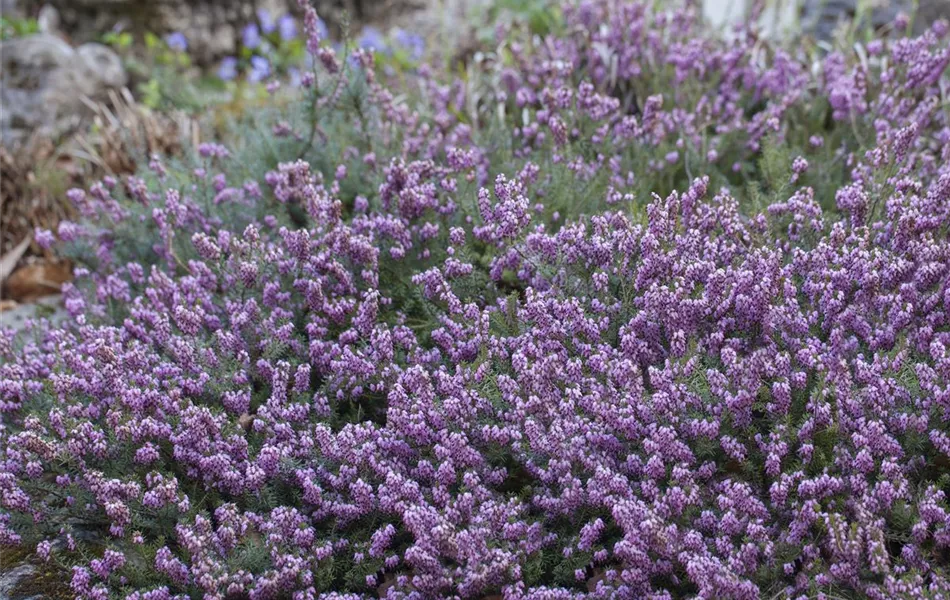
xmin=2 ymin=1 xmax=950 ymax=599
xmin=217 ymin=8 xmax=311 ymax=83
xmin=214 ymin=7 xmax=426 ymax=84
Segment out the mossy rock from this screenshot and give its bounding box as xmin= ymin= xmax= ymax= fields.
xmin=0 ymin=548 xmax=71 ymax=600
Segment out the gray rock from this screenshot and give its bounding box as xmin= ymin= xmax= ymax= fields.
xmin=23 ymin=0 xmax=286 ymax=65
xmin=1 ymin=0 xmax=23 ymax=18
xmin=76 ymin=42 xmax=126 ymax=87
xmin=1 ymin=294 xmax=69 ymax=333
xmin=0 ymin=33 xmax=126 ymax=145
xmin=19 ymin=0 xmax=452 ymax=64
xmin=801 ymin=0 xmax=950 ymax=39
xmin=0 ymin=563 xmax=37 ymax=599
xmin=37 ymin=4 xmax=62 ymax=34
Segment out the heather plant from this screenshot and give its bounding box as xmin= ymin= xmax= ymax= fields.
xmin=2 ymin=0 xmax=950 ymax=599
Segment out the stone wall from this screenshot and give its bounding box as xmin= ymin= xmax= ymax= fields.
xmin=702 ymin=0 xmax=946 ymax=38
xmin=15 ymin=0 xmax=949 ymax=62
xmin=16 ymin=0 xmax=433 ymax=64
xmin=1 ymin=33 xmax=126 ymax=144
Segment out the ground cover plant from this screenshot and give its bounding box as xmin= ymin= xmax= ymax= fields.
xmin=2 ymin=0 xmax=950 ymax=598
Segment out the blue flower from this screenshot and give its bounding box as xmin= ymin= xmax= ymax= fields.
xmin=393 ymin=28 xmax=424 ymax=60
xmin=164 ymin=32 xmax=188 ymax=52
xmin=288 ymin=67 xmax=302 ymax=87
xmin=357 ymin=26 xmax=387 ymax=53
xmin=257 ymin=9 xmax=276 ymax=34
xmin=278 ymin=15 xmax=297 ymax=41
xmin=217 ymin=56 xmax=238 ymax=81
xmin=242 ymin=23 xmax=261 ymax=49
xmin=247 ymin=55 xmax=271 ymax=83
xmin=315 ymin=17 xmax=329 ymax=41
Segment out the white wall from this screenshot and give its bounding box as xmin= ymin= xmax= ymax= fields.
xmin=702 ymin=0 xmax=801 ymax=37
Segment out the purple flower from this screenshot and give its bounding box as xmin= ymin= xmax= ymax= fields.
xmin=242 ymin=23 xmax=261 ymax=49
xmin=247 ymin=55 xmax=270 ymax=83
xmin=5 ymin=5 xmax=950 ymax=599
xmin=36 ymin=540 xmax=52 ymax=561
xmin=393 ymin=28 xmax=424 ymax=60
xmin=288 ymin=67 xmax=302 ymax=87
xmin=357 ymin=26 xmax=387 ymax=53
xmin=217 ymin=56 xmax=238 ymax=81
xmin=314 ymin=16 xmax=328 ymax=42
xmin=278 ymin=14 xmax=297 ymax=41
xmin=34 ymin=228 xmax=55 ymax=249
xmin=302 ymin=7 xmax=328 ymax=54
xmin=164 ymin=32 xmax=187 ymax=52
xmin=257 ymin=8 xmax=276 ymax=34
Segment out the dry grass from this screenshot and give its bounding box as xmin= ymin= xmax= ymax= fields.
xmin=1 ymin=88 xmax=199 ymax=264
xmin=0 ymin=544 xmax=72 ymax=600
xmin=0 ymin=140 xmax=77 ymax=261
